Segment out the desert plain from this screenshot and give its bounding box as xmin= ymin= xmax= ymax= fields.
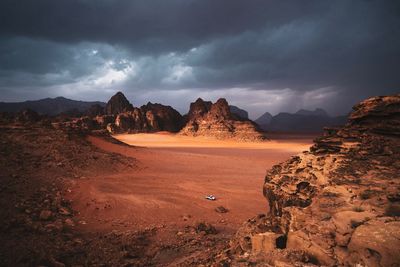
xmin=70 ymin=133 xmax=313 ymax=233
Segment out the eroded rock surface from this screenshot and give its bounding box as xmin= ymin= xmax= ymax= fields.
xmin=180 ymin=98 xmax=264 ymax=141
xmin=53 ymin=92 xmax=184 ymax=134
xmin=217 ymin=94 xmax=400 ymax=266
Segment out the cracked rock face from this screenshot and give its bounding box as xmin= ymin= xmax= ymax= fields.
xmin=220 ymin=94 xmax=400 ymax=266
xmin=180 ymin=98 xmax=264 ymax=141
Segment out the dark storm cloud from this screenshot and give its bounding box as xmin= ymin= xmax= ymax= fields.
xmin=0 ymin=0 xmax=399 ymax=116
xmin=0 ymin=0 xmax=324 ymax=54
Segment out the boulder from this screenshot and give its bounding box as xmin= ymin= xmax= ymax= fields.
xmin=251 ymin=232 xmax=282 ymax=254
xmin=346 ymin=219 xmax=400 ymax=266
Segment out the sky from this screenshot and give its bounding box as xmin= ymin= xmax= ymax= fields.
xmin=0 ymin=0 xmax=399 ymax=119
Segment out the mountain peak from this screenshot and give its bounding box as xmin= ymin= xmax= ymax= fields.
xmin=105 ymin=92 xmax=134 ymax=115
xmin=255 ymin=112 xmax=273 ymax=126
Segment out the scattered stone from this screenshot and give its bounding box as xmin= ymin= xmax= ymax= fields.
xmin=39 ymin=210 xmax=52 ymax=221
xmin=195 ymin=222 xmax=218 ymax=235
xmin=215 ymin=206 xmax=229 ymax=213
xmin=64 ymin=218 xmax=75 ymax=227
xmin=58 ymin=207 xmax=71 ymax=216
xmin=182 ymin=215 xmax=191 ymax=221
xmin=45 ymin=220 xmax=63 ymax=232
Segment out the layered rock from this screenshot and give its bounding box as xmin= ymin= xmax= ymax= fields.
xmin=180 ymin=98 xmax=264 ymax=141
xmin=220 ymin=94 xmax=400 ymax=266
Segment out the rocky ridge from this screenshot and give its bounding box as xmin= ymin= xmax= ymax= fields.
xmin=216 ymin=94 xmax=400 ymax=266
xmin=53 ymin=92 xmax=184 ymax=134
xmin=53 ymin=93 xmax=264 ymax=141
xmin=181 ymin=98 xmax=264 ymax=141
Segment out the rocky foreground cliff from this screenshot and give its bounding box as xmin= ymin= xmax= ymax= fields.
xmin=215 ymin=94 xmax=400 ymax=266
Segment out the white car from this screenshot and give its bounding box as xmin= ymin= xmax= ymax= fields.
xmin=205 ymin=195 xmax=216 ymax=201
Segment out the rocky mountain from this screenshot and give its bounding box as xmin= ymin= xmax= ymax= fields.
xmin=105 ymin=92 xmax=134 ymax=115
xmin=0 ymin=97 xmax=105 ymax=116
xmin=217 ymin=94 xmax=400 ymax=266
xmin=180 ymin=98 xmax=264 ymax=141
xmin=53 ymin=92 xmax=184 ymax=134
xmin=254 ymin=112 xmax=273 ymax=126
xmin=229 ymin=105 xmax=249 ymax=120
xmin=255 ymin=108 xmax=347 ymax=132
xmin=110 ymin=102 xmax=184 ymax=133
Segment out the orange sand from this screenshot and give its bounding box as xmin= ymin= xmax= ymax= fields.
xmin=67 ymin=133 xmax=313 ymax=233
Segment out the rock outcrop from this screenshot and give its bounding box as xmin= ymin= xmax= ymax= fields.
xmin=105 ymin=92 xmax=134 ymax=115
xmin=140 ymin=102 xmax=185 ymax=132
xmin=109 ymin=102 xmax=184 ymax=133
xmin=219 ymin=94 xmax=400 ymax=266
xmin=180 ymin=98 xmax=264 ymax=141
xmin=53 ymin=92 xmax=184 ymax=134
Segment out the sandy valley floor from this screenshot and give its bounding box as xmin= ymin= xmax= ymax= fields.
xmin=68 ymin=133 xmax=313 ymax=235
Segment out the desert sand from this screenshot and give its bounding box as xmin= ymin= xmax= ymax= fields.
xmin=68 ymin=133 xmax=313 ymax=234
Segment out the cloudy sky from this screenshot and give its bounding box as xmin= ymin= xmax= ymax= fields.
xmin=0 ymin=0 xmax=399 ymax=119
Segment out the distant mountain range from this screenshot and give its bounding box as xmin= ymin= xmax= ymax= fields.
xmin=0 ymin=97 xmax=105 ymax=116
xmin=0 ymin=97 xmax=347 ymax=132
xmin=255 ymin=108 xmax=347 ymax=132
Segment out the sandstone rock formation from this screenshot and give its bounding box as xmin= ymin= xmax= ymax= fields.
xmin=180 ymin=98 xmax=264 ymax=141
xmin=105 ymin=91 xmax=134 ymax=115
xmin=219 ymin=94 xmax=400 ymax=266
xmin=109 ymin=102 xmax=184 ymax=133
xmin=53 ymin=92 xmax=184 ymax=134
xmin=140 ymin=102 xmax=185 ymax=132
